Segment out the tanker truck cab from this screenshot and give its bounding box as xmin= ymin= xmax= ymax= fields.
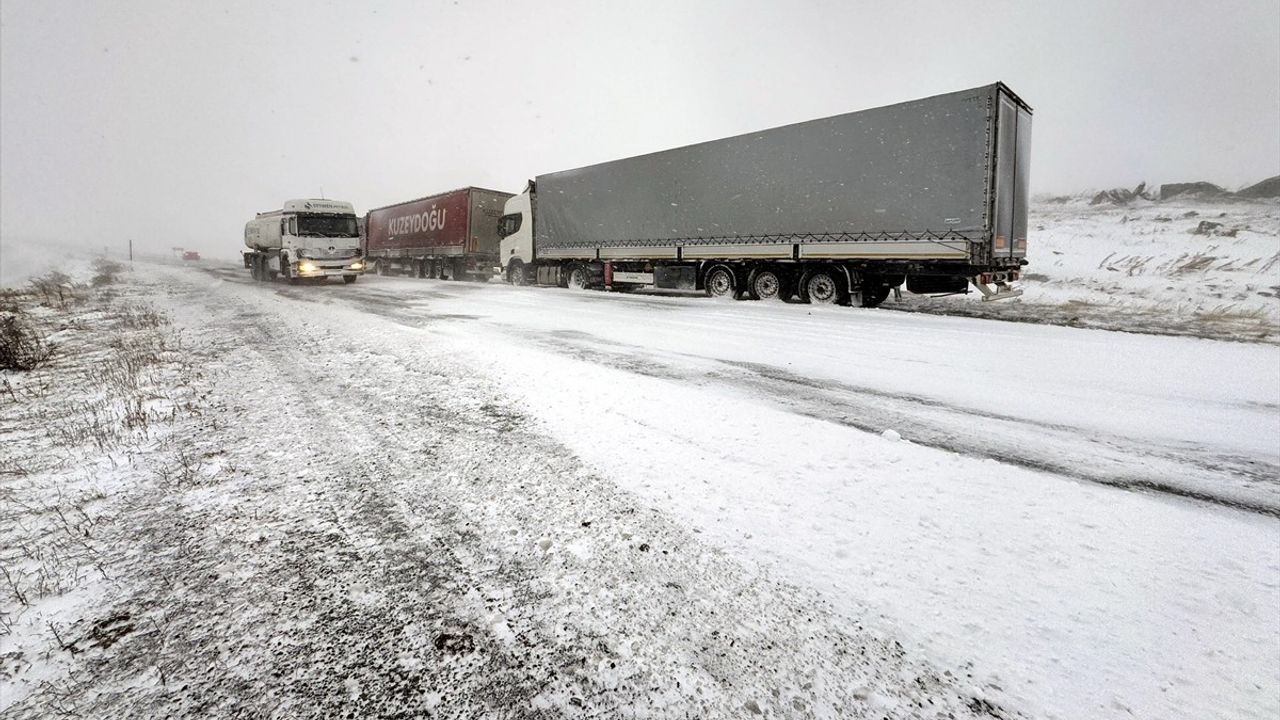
xmin=497 ymin=185 xmax=534 ymax=284
xmin=243 ymin=199 xmax=366 ymax=284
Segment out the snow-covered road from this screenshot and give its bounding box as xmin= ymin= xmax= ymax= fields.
xmin=245 ymin=265 xmax=1278 ymax=720
xmin=88 ymin=263 xmax=1280 ymax=718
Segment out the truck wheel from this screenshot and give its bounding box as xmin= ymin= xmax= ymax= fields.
xmin=507 ymin=261 xmax=527 ymax=286
xmin=747 ymin=268 xmax=782 ymax=301
xmin=250 ymin=257 xmax=260 ymax=281
xmin=568 ymin=266 xmax=590 ymax=291
xmin=705 ymin=266 xmax=738 ymax=299
xmin=800 ymin=269 xmax=848 ymax=305
xmin=343 ymin=275 xmax=357 ymax=284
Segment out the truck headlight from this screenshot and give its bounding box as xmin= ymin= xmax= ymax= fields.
xmin=348 ymin=262 xmax=363 ymax=270
xmin=298 ymin=262 xmax=318 ymax=273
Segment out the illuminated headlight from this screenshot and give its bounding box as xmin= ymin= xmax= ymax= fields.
xmin=348 ymin=262 xmax=364 ymax=270
xmin=298 ymin=262 xmax=318 ymax=273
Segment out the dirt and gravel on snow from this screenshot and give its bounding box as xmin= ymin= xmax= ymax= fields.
xmin=1 ymin=266 xmax=1021 ymax=718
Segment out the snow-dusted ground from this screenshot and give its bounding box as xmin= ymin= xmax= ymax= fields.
xmin=3 ymin=211 xmax=1278 ymax=718
xmin=2 ymin=266 xmax=1033 ymax=719
xmin=898 ymin=198 xmax=1280 ymax=342
xmin=278 ymin=268 xmax=1276 ymax=720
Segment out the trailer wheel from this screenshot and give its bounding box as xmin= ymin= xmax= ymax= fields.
xmin=747 ymin=268 xmax=783 ymax=301
xmin=250 ymin=256 xmax=261 ymax=281
xmin=861 ymin=285 xmax=892 ymax=308
xmin=705 ymin=266 xmax=739 ymax=299
xmin=567 ymin=266 xmax=590 ymax=291
xmin=800 ymin=269 xmax=849 ymax=305
xmin=777 ymin=273 xmax=800 ymax=303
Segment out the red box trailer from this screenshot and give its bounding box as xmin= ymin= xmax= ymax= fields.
xmin=364 ymin=187 xmax=512 ymax=281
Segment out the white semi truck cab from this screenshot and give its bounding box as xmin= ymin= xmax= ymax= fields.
xmin=497 ymin=186 xmax=535 ymax=278
xmin=243 ymin=199 xmax=365 ymax=284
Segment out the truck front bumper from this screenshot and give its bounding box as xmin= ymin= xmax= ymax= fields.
xmin=296 ymin=261 xmax=365 ymax=278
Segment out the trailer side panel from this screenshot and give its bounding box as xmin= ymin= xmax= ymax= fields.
xmin=535 ymin=84 xmax=1021 ymax=260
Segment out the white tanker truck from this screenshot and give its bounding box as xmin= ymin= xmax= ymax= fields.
xmin=243 ymin=199 xmax=365 ymax=284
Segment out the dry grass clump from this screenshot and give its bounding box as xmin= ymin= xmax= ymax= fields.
xmin=29 ymin=271 xmax=78 ymax=308
xmin=91 ymin=258 xmax=126 ymax=287
xmin=0 ymin=310 xmax=53 ymax=371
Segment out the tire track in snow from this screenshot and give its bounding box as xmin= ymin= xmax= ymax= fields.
xmin=515 ymin=329 xmax=1280 ymax=518
xmin=197 ymin=264 xmax=1280 ymax=516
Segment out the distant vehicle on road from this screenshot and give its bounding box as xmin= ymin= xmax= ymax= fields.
xmin=498 ymin=83 xmax=1031 ymax=306
xmin=243 ymin=199 xmax=365 ymax=284
xmin=182 ymin=251 xmax=201 ymax=261
xmin=364 ymin=187 xmax=512 ymax=281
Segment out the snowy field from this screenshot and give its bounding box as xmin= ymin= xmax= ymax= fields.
xmin=2 ymin=199 xmax=1278 ymax=719
xmin=899 ymin=197 xmax=1280 ymax=342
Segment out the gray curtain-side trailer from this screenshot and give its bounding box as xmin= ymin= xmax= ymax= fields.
xmin=498 ymin=82 xmax=1031 ymax=306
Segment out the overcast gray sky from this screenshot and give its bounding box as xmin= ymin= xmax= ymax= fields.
xmin=2 ymin=0 xmax=1278 ymax=259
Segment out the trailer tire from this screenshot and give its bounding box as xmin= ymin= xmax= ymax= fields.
xmin=799 ymin=268 xmax=849 ymax=306
xmin=861 ymin=284 xmax=892 ymax=308
xmin=567 ymin=266 xmax=590 ymax=291
xmin=777 ymin=273 xmax=801 ymax=303
xmin=747 ymin=268 xmax=783 ymax=301
xmin=705 ymin=266 xmax=739 ymax=300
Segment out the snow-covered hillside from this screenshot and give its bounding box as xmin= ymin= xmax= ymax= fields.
xmin=901 ymin=197 xmax=1280 ymax=342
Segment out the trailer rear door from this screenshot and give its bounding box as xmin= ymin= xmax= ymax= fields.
xmin=992 ymin=89 xmax=1032 ymax=260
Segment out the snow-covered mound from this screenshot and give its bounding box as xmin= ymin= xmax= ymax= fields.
xmin=900 ymin=197 xmax=1280 ymax=342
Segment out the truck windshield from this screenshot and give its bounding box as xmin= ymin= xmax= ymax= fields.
xmin=297 ymin=214 xmax=358 ymax=238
